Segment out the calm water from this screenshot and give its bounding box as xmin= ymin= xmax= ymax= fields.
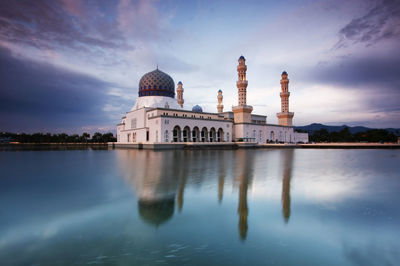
xmin=0 ymin=148 xmax=399 ymax=266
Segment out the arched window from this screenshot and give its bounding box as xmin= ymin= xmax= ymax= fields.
xmin=164 ymin=130 xmax=169 ymax=142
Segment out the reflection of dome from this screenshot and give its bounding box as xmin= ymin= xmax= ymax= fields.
xmin=138 ymin=197 xmax=175 ymax=226
xmin=192 ymin=105 xmax=203 ymax=112
xmin=138 ymin=69 xmax=175 ymax=98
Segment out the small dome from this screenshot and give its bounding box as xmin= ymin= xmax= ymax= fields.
xmin=177 ymin=81 xmax=183 ymax=85
xmin=282 ymin=71 xmax=288 ymax=75
xmin=138 ymin=69 xmax=175 ymax=98
xmin=239 ymin=55 xmax=245 ymax=61
xmin=192 ymin=105 xmax=203 ymax=112
xmin=218 ymin=89 xmax=222 ymax=93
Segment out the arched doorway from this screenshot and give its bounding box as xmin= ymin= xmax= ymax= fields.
xmin=209 ymin=128 xmax=216 ymax=142
xmin=201 ymin=127 xmax=208 ymax=142
xmin=192 ymin=127 xmax=200 ymax=142
xmin=173 ymin=126 xmax=181 ymax=142
xmin=217 ymin=128 xmax=224 ymax=142
xmin=183 ymin=126 xmax=191 ymax=142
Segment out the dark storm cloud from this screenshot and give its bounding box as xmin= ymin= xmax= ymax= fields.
xmin=309 ymin=54 xmax=400 ymax=114
xmin=313 ymin=55 xmax=400 ymax=87
xmin=0 ymin=0 xmax=129 ymax=51
xmin=0 ymin=47 xmax=131 ymax=132
xmin=335 ymin=0 xmax=400 ymax=48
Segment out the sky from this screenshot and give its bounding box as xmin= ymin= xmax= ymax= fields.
xmin=0 ymin=0 xmax=399 ymax=133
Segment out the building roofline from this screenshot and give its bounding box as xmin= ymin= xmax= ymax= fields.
xmin=148 ymin=115 xmax=234 ymax=123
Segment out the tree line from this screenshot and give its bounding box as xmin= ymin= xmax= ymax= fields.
xmin=0 ymin=132 xmax=116 ymax=143
xmin=302 ymin=127 xmax=398 ymax=143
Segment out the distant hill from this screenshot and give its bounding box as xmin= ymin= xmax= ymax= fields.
xmin=294 ymin=123 xmax=400 ymax=135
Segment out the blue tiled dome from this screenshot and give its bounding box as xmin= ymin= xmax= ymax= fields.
xmin=282 ymin=71 xmax=288 ymax=75
xmin=238 ymin=55 xmax=245 ymax=61
xmin=138 ymin=69 xmax=175 ymax=98
xmin=192 ymin=105 xmax=203 ymax=112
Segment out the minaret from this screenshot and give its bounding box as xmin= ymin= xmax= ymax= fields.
xmin=177 ymin=81 xmax=184 ymax=107
xmin=237 ymin=56 xmax=247 ymax=106
xmin=217 ymin=90 xmax=224 ymax=113
xmin=277 ymin=71 xmax=294 ymax=126
xmin=232 ymin=56 xmax=253 ymax=124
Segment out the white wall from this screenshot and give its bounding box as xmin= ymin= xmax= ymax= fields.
xmin=117 ymin=108 xmax=308 ymax=144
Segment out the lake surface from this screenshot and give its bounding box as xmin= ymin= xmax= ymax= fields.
xmin=0 ymin=147 xmax=399 ymax=266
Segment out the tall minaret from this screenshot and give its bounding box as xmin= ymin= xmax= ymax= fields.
xmin=177 ymin=81 xmax=184 ymax=107
xmin=232 ymin=55 xmax=253 ymax=124
xmin=217 ymin=90 xmax=224 ymax=113
xmin=277 ymin=71 xmax=294 ymax=126
xmin=237 ymin=56 xmax=247 ymax=105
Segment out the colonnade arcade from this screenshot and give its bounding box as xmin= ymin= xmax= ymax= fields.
xmin=171 ymin=126 xmax=224 ymax=142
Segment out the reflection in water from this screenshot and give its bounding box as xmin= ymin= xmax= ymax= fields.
xmin=1 ymin=148 xmax=400 ymax=265
xmin=177 ymin=152 xmax=190 ymax=212
xmin=117 ymin=150 xmax=189 ymax=227
xmin=218 ymin=152 xmax=227 ymax=203
xmin=117 ymin=149 xmax=294 ymax=233
xmin=235 ymin=150 xmax=254 ymax=241
xmin=281 ymin=149 xmax=294 ymax=223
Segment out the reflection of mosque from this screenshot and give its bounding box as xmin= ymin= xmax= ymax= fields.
xmin=281 ymin=149 xmax=294 ymax=223
xmin=117 ymin=148 xmax=294 ymax=236
xmin=117 ymin=150 xmax=189 ymax=227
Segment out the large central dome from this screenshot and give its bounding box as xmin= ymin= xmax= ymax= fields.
xmin=138 ymin=69 xmax=175 ymax=98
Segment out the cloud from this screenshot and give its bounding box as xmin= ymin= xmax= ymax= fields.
xmin=0 ymin=46 xmax=131 ymax=133
xmin=0 ymin=0 xmax=127 ymax=51
xmin=335 ymin=0 xmax=400 ymax=48
xmin=311 ymin=54 xmax=400 ymax=88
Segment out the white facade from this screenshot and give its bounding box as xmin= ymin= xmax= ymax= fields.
xmin=117 ymin=98 xmax=308 ymax=144
xmin=117 ymin=105 xmax=235 ymax=144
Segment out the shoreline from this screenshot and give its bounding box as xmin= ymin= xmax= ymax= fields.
xmin=108 ymin=142 xmax=400 ymax=150
xmin=2 ymin=142 xmax=399 ymax=150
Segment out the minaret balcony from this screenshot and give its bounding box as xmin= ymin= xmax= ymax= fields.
xmin=237 ymin=80 xmax=248 ymax=86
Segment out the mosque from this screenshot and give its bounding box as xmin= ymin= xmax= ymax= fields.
xmin=116 ymin=56 xmax=308 ymax=146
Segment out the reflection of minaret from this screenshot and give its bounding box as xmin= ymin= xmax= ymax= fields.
xmin=177 ymin=179 xmax=185 ymax=212
xmin=281 ymin=149 xmax=294 ymax=223
xmin=177 ymin=151 xmax=190 ymax=212
xmin=238 ymin=178 xmax=249 ymax=240
xmin=218 ymin=174 xmax=224 ymax=203
xmin=218 ymin=151 xmax=227 ymax=203
xmin=235 ymin=150 xmax=254 ymax=241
